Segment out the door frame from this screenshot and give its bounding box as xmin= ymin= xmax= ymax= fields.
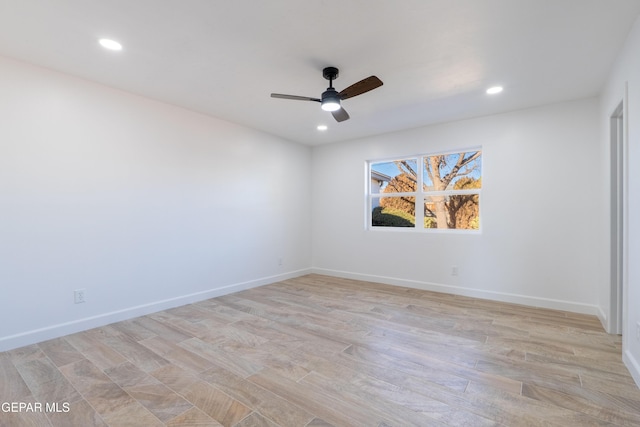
xmin=609 ymin=88 xmax=628 ymax=335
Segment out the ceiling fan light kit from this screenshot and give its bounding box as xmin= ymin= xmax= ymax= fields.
xmin=320 ymin=89 xmax=341 ymax=112
xmin=271 ymin=66 xmax=383 ymax=122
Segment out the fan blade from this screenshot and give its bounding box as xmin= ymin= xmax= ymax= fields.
xmin=331 ymin=107 xmax=350 ymax=122
xmin=271 ymin=93 xmax=321 ymax=102
xmin=338 ymin=76 xmax=383 ymax=100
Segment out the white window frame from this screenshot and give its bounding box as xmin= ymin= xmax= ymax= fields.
xmin=366 ymin=147 xmax=482 ymax=232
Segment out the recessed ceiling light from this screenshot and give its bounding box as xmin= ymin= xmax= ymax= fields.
xmin=317 ymin=125 xmax=328 ymax=131
xmin=486 ymin=86 xmax=503 ymax=95
xmin=99 ymin=38 xmax=123 ymax=51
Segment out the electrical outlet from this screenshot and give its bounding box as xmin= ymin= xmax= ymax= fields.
xmin=74 ymin=289 xmax=85 ymax=304
xmin=636 ymin=322 xmax=640 ymax=342
xmin=451 ymin=266 xmax=459 ymax=276
xmin=278 ymin=257 xmax=283 ymax=266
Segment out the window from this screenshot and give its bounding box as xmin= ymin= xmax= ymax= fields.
xmin=368 ymin=149 xmax=482 ymax=230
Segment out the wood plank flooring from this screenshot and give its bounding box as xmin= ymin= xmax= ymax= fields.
xmin=1 ymin=274 xmax=639 ymax=426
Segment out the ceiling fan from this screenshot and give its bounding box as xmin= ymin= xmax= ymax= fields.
xmin=270 ymin=67 xmax=383 ymax=122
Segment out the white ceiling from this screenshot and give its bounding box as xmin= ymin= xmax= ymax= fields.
xmin=0 ymin=1 xmax=639 ymax=146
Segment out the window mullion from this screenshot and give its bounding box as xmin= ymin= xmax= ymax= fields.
xmin=415 ymin=156 xmax=425 ymax=228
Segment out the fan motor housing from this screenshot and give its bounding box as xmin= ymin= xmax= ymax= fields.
xmin=321 ymin=87 xmax=340 ymax=102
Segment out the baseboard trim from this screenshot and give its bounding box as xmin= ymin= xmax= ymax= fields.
xmin=597 ymin=306 xmax=608 ymax=331
xmin=0 ymin=268 xmax=311 ymax=352
xmin=623 ymin=349 xmax=640 ymax=389
xmin=311 ymin=268 xmax=599 ymax=316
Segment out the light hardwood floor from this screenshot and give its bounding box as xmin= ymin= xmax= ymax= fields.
xmin=1 ymin=274 xmax=639 ymax=426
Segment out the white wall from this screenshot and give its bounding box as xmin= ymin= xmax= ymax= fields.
xmin=600 ymin=16 xmax=640 ymax=386
xmin=312 ymin=97 xmax=604 ymax=314
xmin=0 ymin=56 xmax=312 ymax=351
